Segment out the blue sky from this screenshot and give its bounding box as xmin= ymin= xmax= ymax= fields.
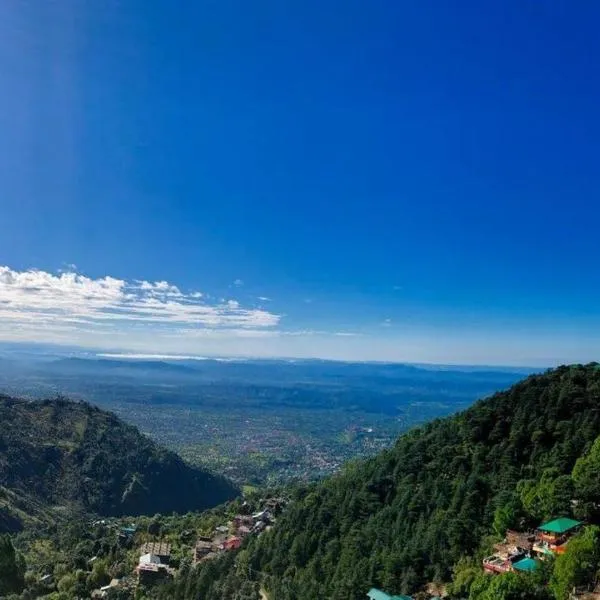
xmin=0 ymin=0 xmax=599 ymax=365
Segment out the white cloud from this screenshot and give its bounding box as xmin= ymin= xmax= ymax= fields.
xmin=0 ymin=268 xmax=595 ymax=366
xmin=233 ymin=279 xmax=244 ymax=287
xmin=257 ymin=296 xmax=271 ymax=302
xmin=0 ymin=266 xmax=371 ymax=356
xmin=138 ymin=279 xmax=182 ymax=296
xmin=167 ymin=328 xmax=280 ymax=339
xmin=0 ymin=267 xmax=280 ymax=339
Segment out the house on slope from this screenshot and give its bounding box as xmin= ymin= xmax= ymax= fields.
xmin=367 ymin=588 xmax=412 ymax=600
xmin=139 ymin=541 xmax=172 ymax=564
xmin=223 ymin=535 xmax=242 ymax=551
xmin=136 ymin=553 xmax=171 ymax=585
xmin=512 ymin=557 xmax=540 ymax=573
xmin=92 ymin=578 xmax=122 ymax=598
xmin=535 ymin=517 xmax=582 ymax=554
xmin=194 ymin=540 xmax=213 ymax=563
xmin=233 ymin=515 xmax=255 ymax=528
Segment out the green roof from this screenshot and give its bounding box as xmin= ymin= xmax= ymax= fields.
xmin=512 ymin=557 xmax=540 ymax=572
xmin=538 ymin=517 xmax=582 ymax=534
xmin=367 ymin=589 xmax=412 ymax=600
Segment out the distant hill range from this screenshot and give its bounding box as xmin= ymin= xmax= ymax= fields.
xmin=45 ymin=355 xmax=534 ymax=385
xmin=0 ymin=396 xmax=239 ymax=533
xmin=0 ymin=354 xmax=533 ymax=416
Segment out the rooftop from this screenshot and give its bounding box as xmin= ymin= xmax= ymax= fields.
xmin=120 ymin=526 xmax=136 ymax=535
xmin=139 ymin=541 xmax=172 ymax=556
xmin=100 ymin=579 xmax=121 ymax=591
xmin=367 ymin=588 xmax=412 ymax=600
xmin=538 ymin=517 xmax=582 ymax=534
xmin=512 ymin=557 xmax=540 ymax=572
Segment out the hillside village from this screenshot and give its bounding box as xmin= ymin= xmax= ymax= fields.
xmin=84 ymin=494 xmax=287 ymax=598
xmin=13 ymin=493 xmax=288 ymax=600
xmin=14 ymin=499 xmax=600 ymax=600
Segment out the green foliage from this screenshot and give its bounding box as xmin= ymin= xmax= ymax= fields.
xmin=493 ymin=492 xmax=523 ymax=536
xmin=147 ymin=517 xmax=162 ymax=536
xmin=156 ymin=549 xmax=260 ymax=600
xmin=88 ymin=558 xmax=111 ymax=588
xmin=446 ymin=557 xmax=481 ymax=597
xmin=0 ymin=396 xmax=239 ymax=532
xmin=57 ymin=573 xmax=77 ymax=593
xmin=468 ymin=571 xmax=551 ymax=600
xmin=0 ymin=534 xmax=25 ymax=595
xmin=550 ymin=526 xmax=600 ymax=600
xmin=572 ymin=436 xmax=600 ymax=520
xmin=517 ymin=469 xmax=574 ymax=522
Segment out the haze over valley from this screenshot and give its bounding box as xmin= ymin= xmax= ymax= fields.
xmin=0 ymin=347 xmax=531 ymax=485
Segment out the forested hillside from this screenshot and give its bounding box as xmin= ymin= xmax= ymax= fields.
xmin=0 ymin=396 xmax=238 ymax=532
xmin=170 ymin=363 xmax=600 ymax=600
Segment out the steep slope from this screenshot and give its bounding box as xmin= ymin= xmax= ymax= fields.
xmin=204 ymin=364 xmax=600 ymax=600
xmin=0 ymin=396 xmax=238 ymax=532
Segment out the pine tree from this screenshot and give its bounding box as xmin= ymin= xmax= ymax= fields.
xmin=0 ymin=535 xmax=25 ymax=595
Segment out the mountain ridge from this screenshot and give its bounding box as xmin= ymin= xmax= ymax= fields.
xmin=0 ymin=395 xmax=239 ymax=532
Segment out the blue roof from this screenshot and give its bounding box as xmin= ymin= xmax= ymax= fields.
xmin=512 ymin=557 xmax=539 ymax=572
xmin=367 ymin=589 xmax=412 ymax=600
xmin=120 ymin=526 xmax=136 ymax=534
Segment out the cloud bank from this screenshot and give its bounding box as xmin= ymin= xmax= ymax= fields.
xmin=0 ymin=266 xmax=279 ymax=342
xmin=0 ymin=265 xmax=366 ymax=358
xmin=0 ymin=266 xmax=595 ymax=367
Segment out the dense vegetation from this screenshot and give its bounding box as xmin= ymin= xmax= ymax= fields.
xmin=0 ymin=534 xmax=25 ymax=596
xmin=170 ymin=363 xmax=600 ymax=600
xmin=0 ymin=396 xmax=238 ymax=532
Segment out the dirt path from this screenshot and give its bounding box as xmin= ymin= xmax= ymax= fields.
xmin=259 ymin=588 xmax=269 ymax=600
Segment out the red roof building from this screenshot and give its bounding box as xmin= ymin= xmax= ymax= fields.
xmin=223 ymin=536 xmax=242 ymax=551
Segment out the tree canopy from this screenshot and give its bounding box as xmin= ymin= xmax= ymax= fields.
xmin=550 ymin=526 xmax=600 ymax=600
xmin=0 ymin=534 xmax=25 ymax=595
